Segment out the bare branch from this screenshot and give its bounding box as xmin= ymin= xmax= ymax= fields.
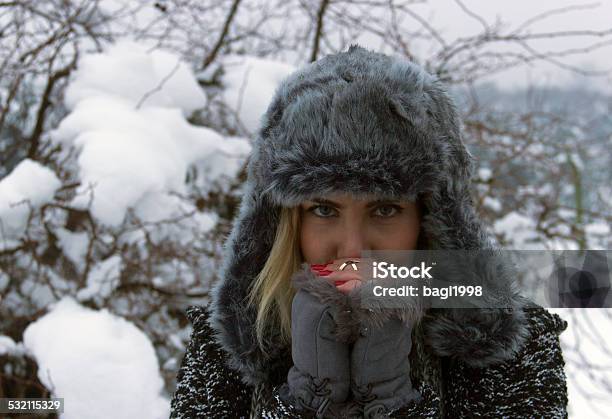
xmin=454 ymin=0 xmax=490 ymax=33
xmin=27 ymin=43 xmax=78 ymax=159
xmin=310 ymin=0 xmax=330 ymax=62
xmin=202 ymin=0 xmax=243 ymax=70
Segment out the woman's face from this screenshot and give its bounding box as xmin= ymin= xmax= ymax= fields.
xmin=299 ymin=193 xmax=420 ymax=264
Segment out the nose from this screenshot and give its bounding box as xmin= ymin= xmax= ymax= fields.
xmin=336 ymin=222 xmax=369 ymax=259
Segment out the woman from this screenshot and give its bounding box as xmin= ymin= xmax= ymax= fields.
xmin=170 ymin=45 xmax=568 ymax=418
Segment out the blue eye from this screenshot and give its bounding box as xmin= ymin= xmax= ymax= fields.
xmin=306 ymin=204 xmax=403 ymax=218
xmin=308 ymin=205 xmax=337 ymax=218
xmin=373 ymin=205 xmax=402 ymax=218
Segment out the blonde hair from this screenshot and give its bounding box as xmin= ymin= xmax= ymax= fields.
xmin=246 ymin=206 xmax=302 ymax=350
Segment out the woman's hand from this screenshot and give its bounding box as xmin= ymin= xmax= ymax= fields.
xmin=284 ymin=262 xmax=357 ymax=416
xmin=310 ymin=258 xmax=369 ymax=294
xmin=306 ymin=258 xmax=422 ymax=415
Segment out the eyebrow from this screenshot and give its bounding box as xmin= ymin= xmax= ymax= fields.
xmin=309 ymin=198 xmax=401 ymax=209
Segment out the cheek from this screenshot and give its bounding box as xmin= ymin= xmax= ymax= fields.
xmin=299 ymin=219 xmax=335 ymax=262
xmin=400 ymin=216 xmax=420 ymax=249
xmin=372 ymin=216 xmax=420 ymax=250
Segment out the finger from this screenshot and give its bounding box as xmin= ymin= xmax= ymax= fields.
xmin=335 ymin=279 xmax=362 ymax=294
xmin=316 ymin=271 xmax=363 ymax=288
xmin=327 ymin=270 xmax=363 ymax=281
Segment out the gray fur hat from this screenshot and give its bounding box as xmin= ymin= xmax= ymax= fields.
xmin=209 ymin=45 xmax=530 ymax=387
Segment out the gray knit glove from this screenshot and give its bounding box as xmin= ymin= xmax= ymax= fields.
xmin=350 ymin=317 xmax=421 ymax=418
xmin=284 ymin=271 xmax=353 ymax=418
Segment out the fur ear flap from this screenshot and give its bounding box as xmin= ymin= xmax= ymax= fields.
xmin=422 ymin=304 xmax=531 ymax=368
xmin=419 ymin=250 xmax=532 ymax=368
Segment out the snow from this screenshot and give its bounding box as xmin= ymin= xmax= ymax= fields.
xmin=549 ymin=308 xmax=612 ymax=419
xmin=585 ymin=222 xmax=610 ymax=237
xmin=50 ymin=40 xmax=251 ymax=227
xmin=0 ymin=335 xmax=18 ymax=356
xmin=76 ymin=255 xmax=122 ymax=301
xmin=586 ymin=222 xmax=611 ymax=249
xmin=478 ymin=167 xmax=492 ymax=181
xmin=0 ymin=335 xmax=27 ymax=357
xmin=153 ymin=260 xmax=196 ymax=288
xmin=216 ymin=54 xmax=296 ymax=134
xmin=64 ymin=40 xmax=207 ymax=115
xmin=22 ymin=297 xmax=169 ymax=419
xmin=493 ymin=211 xmax=544 ymax=249
xmin=482 ymin=196 xmax=502 ymax=212
xmin=55 ymin=228 xmax=90 ymax=271
xmin=0 ymin=159 xmax=61 ymax=249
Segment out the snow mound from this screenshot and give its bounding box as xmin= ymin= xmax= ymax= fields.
xmin=23 ymin=297 xmax=169 ymax=419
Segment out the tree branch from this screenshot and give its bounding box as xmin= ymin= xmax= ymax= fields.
xmin=202 ymin=0 xmax=243 ymax=70
xmin=310 ymin=0 xmax=330 ymax=62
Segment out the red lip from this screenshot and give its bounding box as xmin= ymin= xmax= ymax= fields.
xmin=334 ymin=280 xmax=349 ymax=286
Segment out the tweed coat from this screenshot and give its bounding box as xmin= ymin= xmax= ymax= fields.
xmin=170 ymin=301 xmax=568 ymax=418
xmin=170 ymin=44 xmax=569 ymax=418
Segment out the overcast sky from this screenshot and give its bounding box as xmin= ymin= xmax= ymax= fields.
xmin=357 ymin=0 xmax=612 ymax=92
